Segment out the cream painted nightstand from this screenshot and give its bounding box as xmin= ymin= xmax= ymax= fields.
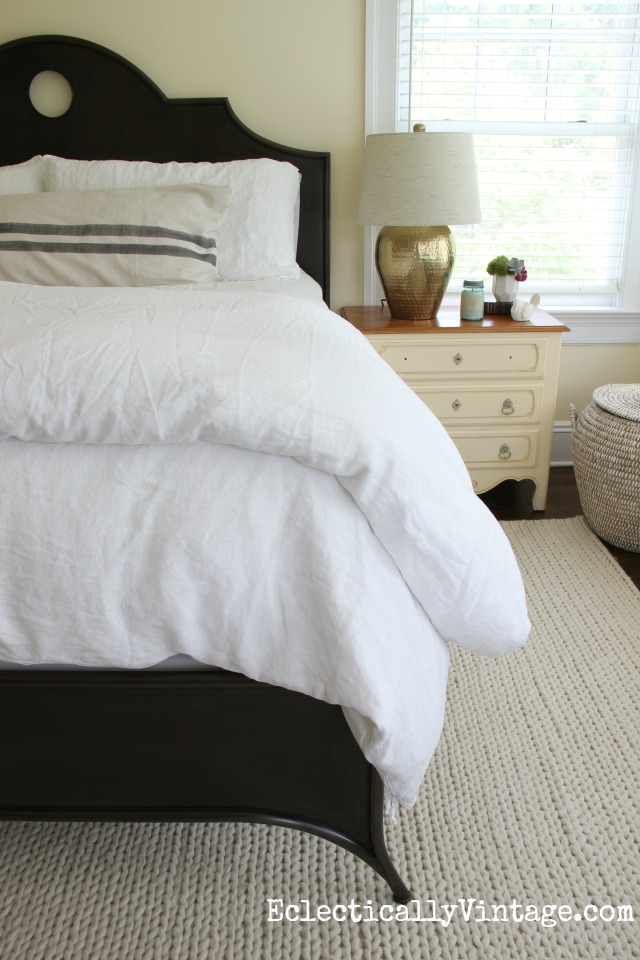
xmin=340 ymin=304 xmax=570 ymax=510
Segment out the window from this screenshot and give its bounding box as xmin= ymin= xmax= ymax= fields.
xmin=366 ymin=1 xmax=640 ymax=311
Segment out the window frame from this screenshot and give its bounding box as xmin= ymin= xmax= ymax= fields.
xmin=364 ymin=0 xmax=640 ymax=344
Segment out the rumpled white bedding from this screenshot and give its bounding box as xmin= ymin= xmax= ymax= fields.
xmin=0 ymin=281 xmax=530 ymax=807
xmin=169 ymin=269 xmax=324 ymax=303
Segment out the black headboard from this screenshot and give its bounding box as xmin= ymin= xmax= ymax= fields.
xmin=0 ymin=35 xmax=330 ymax=300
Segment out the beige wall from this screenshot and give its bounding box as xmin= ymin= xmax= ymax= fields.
xmin=557 ymin=343 xmax=640 ymax=419
xmin=0 ymin=0 xmax=366 ymax=311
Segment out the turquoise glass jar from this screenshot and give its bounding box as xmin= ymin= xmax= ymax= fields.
xmin=460 ymin=279 xmax=485 ymax=321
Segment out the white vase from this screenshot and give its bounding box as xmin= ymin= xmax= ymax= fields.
xmin=492 ymin=274 xmax=519 ymax=303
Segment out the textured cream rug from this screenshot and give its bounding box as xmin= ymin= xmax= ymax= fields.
xmin=0 ymin=517 xmax=638 ymax=960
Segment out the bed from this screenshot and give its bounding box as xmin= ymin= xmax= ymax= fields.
xmin=0 ymin=35 xmax=530 ymax=904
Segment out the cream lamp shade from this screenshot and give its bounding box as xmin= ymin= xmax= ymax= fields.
xmin=357 ymin=127 xmax=481 ymax=320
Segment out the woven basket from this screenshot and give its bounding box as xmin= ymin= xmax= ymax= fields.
xmin=570 ymin=384 xmax=640 ymax=553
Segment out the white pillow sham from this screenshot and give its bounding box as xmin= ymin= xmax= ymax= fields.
xmin=0 ymin=182 xmax=230 ymax=287
xmin=44 ymin=156 xmax=301 ymax=281
xmin=0 ymin=156 xmax=46 ymax=195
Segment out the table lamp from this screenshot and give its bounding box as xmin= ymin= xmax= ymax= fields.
xmin=357 ymin=125 xmax=481 ymax=320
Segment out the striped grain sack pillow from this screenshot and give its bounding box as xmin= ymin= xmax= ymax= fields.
xmin=0 ymin=183 xmax=230 ymax=286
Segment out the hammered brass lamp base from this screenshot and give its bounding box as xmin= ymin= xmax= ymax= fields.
xmin=376 ymin=225 xmax=455 ymax=320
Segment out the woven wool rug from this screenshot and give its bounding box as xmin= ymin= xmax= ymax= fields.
xmin=1 ymin=516 xmax=638 ymax=960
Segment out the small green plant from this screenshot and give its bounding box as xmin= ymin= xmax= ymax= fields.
xmin=487 ymin=256 xmax=527 ymax=281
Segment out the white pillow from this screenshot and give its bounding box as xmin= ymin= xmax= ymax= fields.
xmin=44 ymin=156 xmax=300 ymax=281
xmin=0 ymin=156 xmax=46 ymax=195
xmin=0 ymin=182 xmax=230 ymax=287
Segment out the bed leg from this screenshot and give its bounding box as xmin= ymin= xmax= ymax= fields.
xmin=369 ymin=773 xmax=413 ymax=903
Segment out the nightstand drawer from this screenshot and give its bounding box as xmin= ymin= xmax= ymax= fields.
xmin=375 ymin=339 xmax=546 ymax=377
xmin=415 ymin=384 xmax=543 ymax=423
xmin=449 ymin=430 xmax=539 ymax=467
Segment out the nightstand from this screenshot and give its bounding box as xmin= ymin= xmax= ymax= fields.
xmin=340 ymin=304 xmax=570 ymax=510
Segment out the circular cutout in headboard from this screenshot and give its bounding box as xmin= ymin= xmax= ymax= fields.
xmin=29 ymin=70 xmax=74 ymax=117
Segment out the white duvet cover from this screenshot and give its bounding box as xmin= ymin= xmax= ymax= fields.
xmin=0 ymin=281 xmax=530 ymax=807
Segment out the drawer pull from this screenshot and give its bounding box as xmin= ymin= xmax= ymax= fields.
xmin=502 ymin=399 xmax=515 ymax=416
xmin=452 ymin=399 xmax=462 ymax=411
xmin=499 ymin=443 xmax=512 ymax=460
xmin=453 ymin=352 xmax=463 ymax=365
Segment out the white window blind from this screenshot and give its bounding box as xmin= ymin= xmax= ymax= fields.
xmin=398 ymin=1 xmax=640 ymax=303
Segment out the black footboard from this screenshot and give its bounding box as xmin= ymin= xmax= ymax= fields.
xmin=0 ymin=670 xmax=411 ymax=902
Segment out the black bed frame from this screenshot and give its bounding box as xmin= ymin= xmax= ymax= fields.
xmin=0 ymin=35 xmax=412 ymax=903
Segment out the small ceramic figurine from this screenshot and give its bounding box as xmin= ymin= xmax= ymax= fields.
xmin=511 ymin=293 xmax=540 ymax=321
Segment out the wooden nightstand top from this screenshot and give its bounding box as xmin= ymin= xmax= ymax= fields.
xmin=340 ymin=304 xmax=570 ymax=334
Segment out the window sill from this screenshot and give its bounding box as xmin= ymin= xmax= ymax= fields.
xmin=524 ymin=306 xmax=640 ymax=344
xmin=440 ymin=296 xmax=640 ymax=343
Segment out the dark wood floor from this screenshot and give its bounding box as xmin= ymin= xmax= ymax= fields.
xmin=480 ymin=466 xmax=640 ymax=589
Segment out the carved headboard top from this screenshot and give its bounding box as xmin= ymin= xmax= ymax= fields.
xmin=0 ymin=34 xmax=330 ymax=299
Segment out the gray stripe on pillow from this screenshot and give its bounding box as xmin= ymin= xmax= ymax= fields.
xmin=0 ymin=240 xmax=217 ymax=265
xmin=0 ymin=222 xmax=217 ymax=249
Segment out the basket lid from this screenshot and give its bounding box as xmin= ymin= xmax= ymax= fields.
xmin=592 ymin=383 xmax=640 ymax=422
